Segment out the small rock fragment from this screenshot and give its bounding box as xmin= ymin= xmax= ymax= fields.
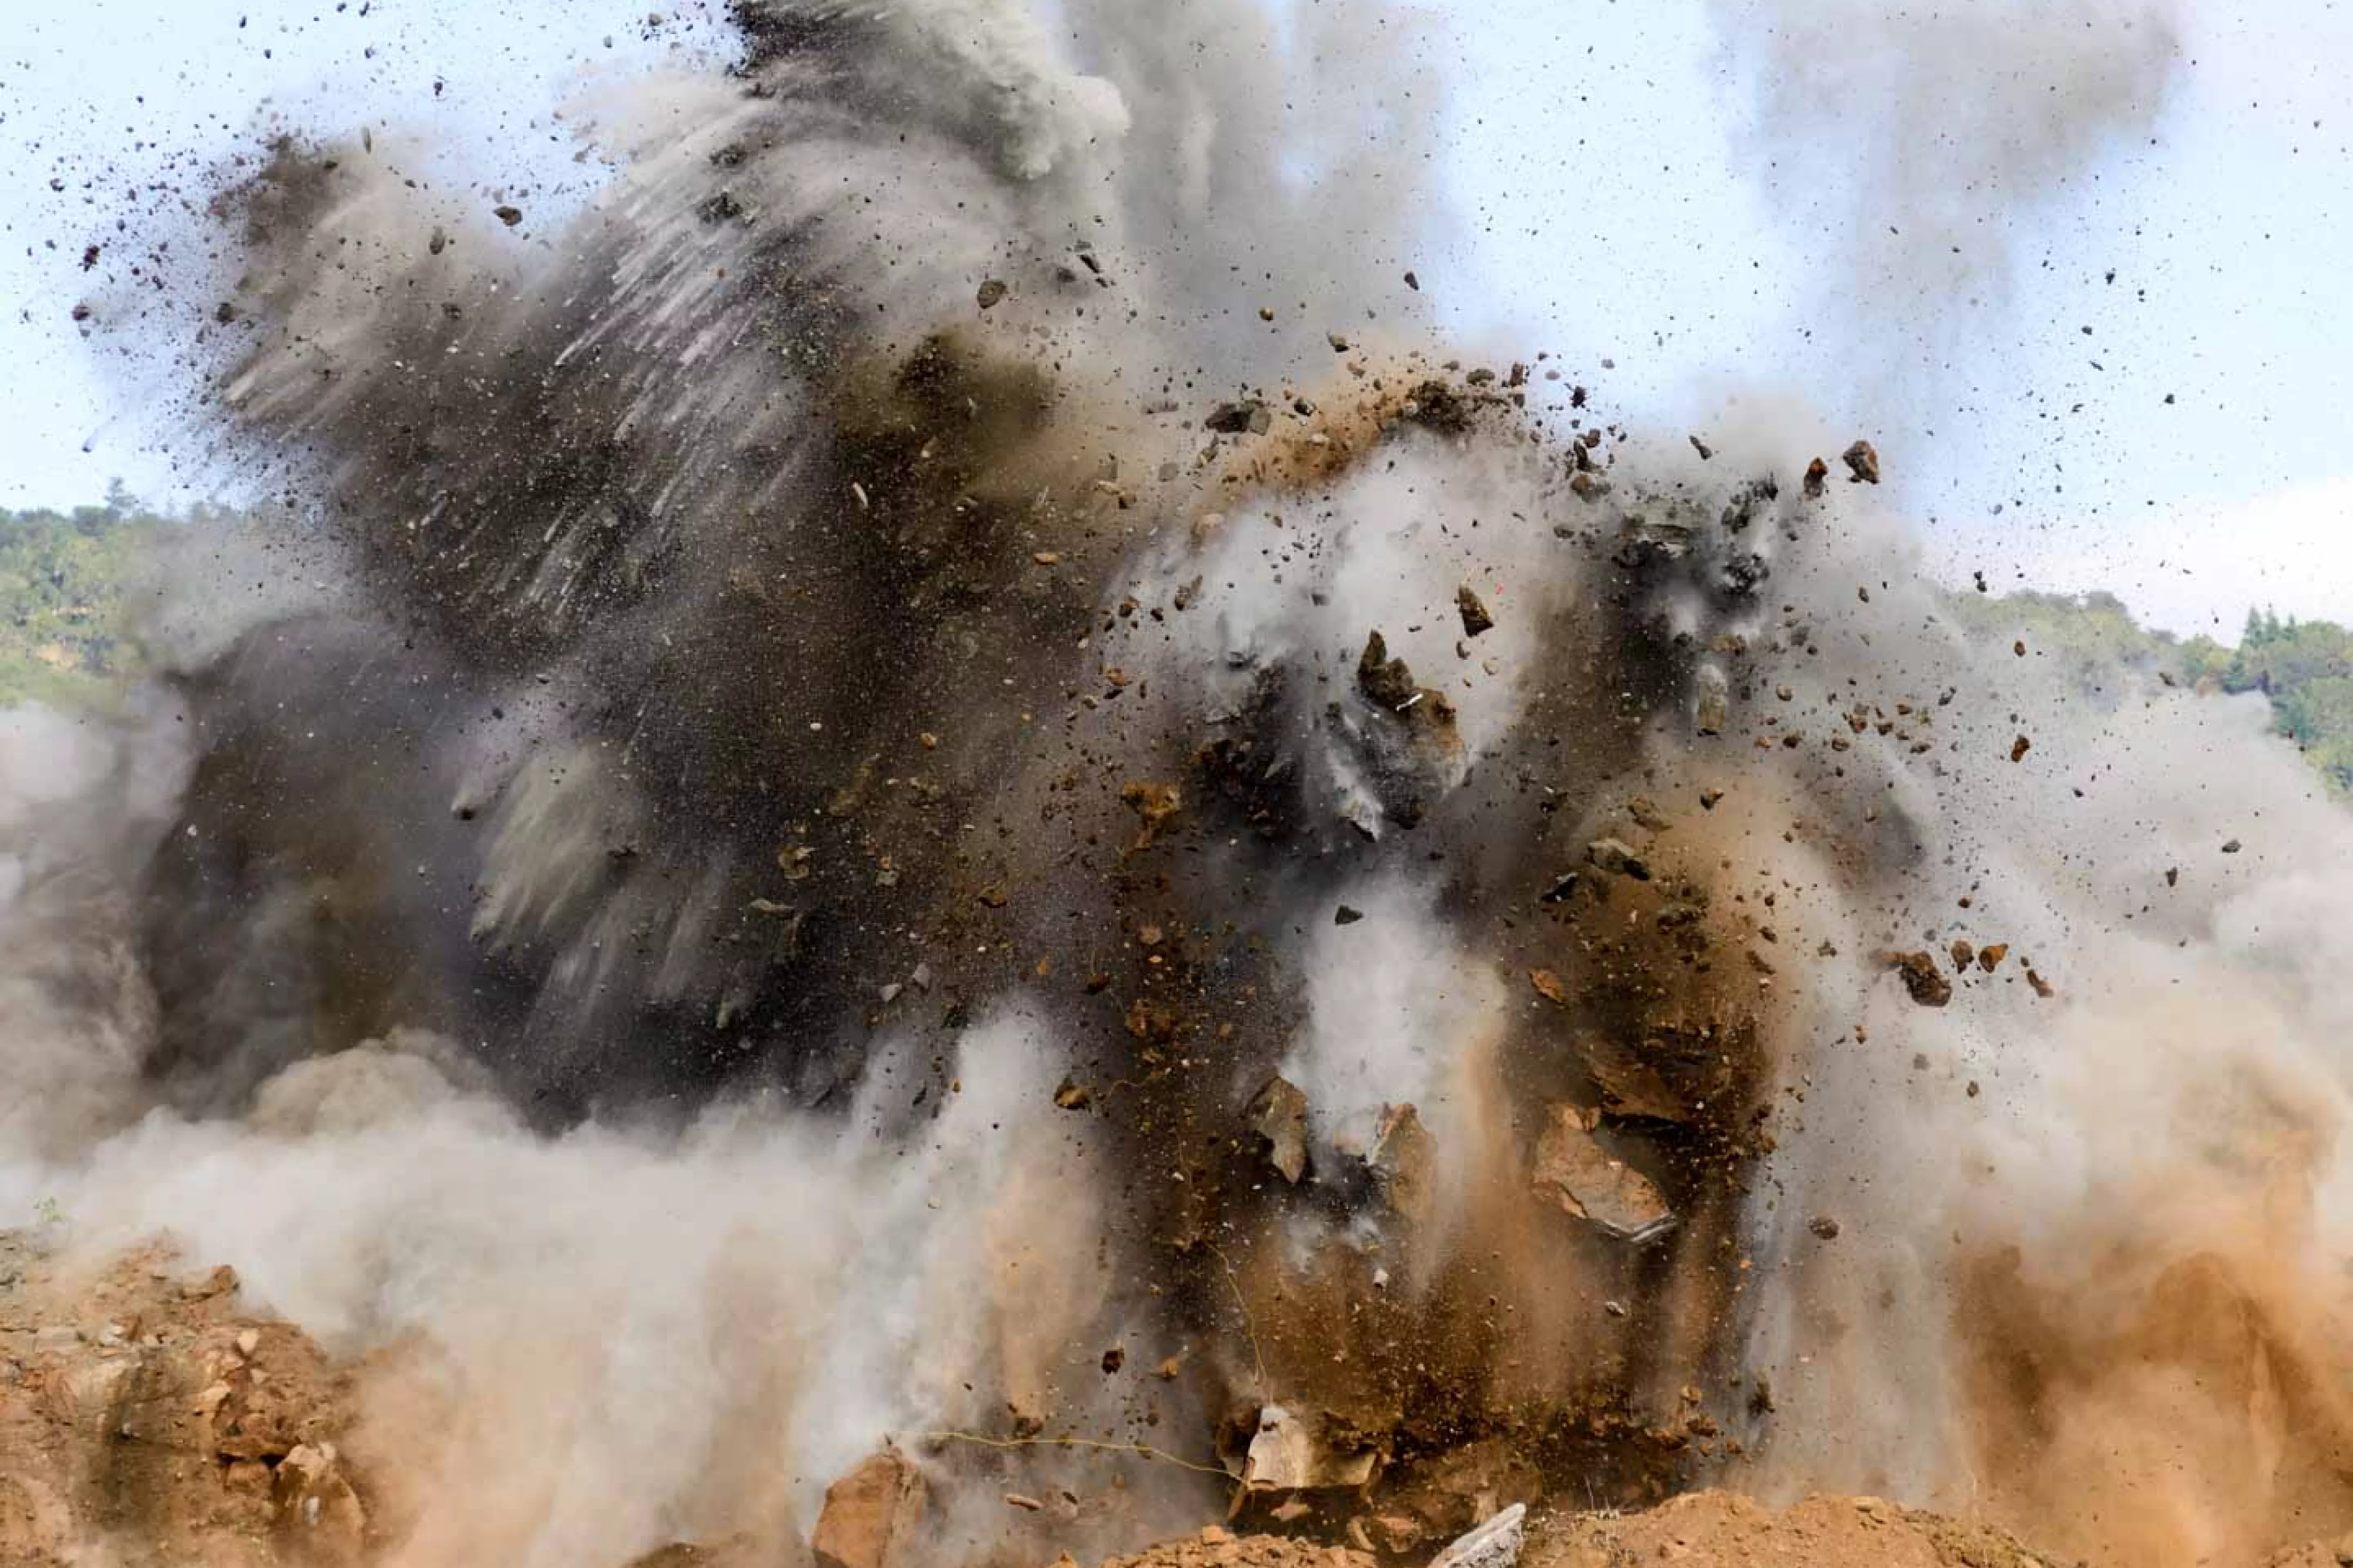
xmin=1950 ymin=939 xmax=1975 ymax=970
xmin=2010 ymin=735 xmax=2031 ymax=763
xmin=976 ymin=279 xmax=1007 ymax=309
xmin=1457 ymin=584 xmax=1495 ymax=638
xmin=1880 ymin=950 xmax=1953 ymax=1007
xmin=493 ymin=204 xmax=524 ymax=226
xmin=1528 ymin=969 xmax=1568 ymax=1006
xmin=1205 ymin=401 xmax=1272 ymax=436
xmin=1977 ymin=943 xmax=2008 ymax=972
xmin=1119 ymin=780 xmax=1182 ymax=849
xmin=1842 ymin=441 xmax=1881 ymax=485
xmin=1247 ymin=1076 xmax=1311 ymax=1185
xmin=1429 ymin=1503 xmax=1527 ymax=1568
xmin=1809 ymin=1215 xmax=1842 ymax=1240
xmin=1585 ymin=838 xmax=1652 ymax=881
xmin=1804 ymin=457 xmax=1829 ymax=497
xmin=1334 ymin=905 xmax=1364 ymax=926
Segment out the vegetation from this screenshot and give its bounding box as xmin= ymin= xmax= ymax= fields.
xmin=1945 ymin=589 xmax=2353 ymax=791
xmin=2221 ymin=609 xmax=2353 ymax=792
xmin=0 ymin=482 xmax=163 ymax=708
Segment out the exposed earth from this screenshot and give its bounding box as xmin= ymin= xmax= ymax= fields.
xmin=6 ymin=1232 xmax=2343 ymax=1568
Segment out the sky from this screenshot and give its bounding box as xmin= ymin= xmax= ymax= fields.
xmin=2 ymin=0 xmax=2350 ymax=640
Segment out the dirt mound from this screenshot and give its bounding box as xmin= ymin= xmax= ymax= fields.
xmin=1527 ymin=1493 xmax=2054 ymax=1568
xmin=1060 ymin=1496 xmax=2060 ymax=1568
xmin=1094 ymin=1526 xmax=1376 ymax=1568
xmin=0 ymin=1229 xmax=364 ymax=1566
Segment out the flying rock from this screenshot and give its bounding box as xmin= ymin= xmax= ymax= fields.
xmin=1531 ymin=1105 xmax=1674 ymax=1243
xmin=1247 ymin=1076 xmax=1311 ymax=1185
xmin=1457 ymin=585 xmax=1495 ymax=638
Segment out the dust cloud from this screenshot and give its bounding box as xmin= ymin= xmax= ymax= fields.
xmin=1 ymin=2 xmax=2346 ymax=1566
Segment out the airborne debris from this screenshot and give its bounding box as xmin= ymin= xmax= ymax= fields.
xmin=1528 ymin=968 xmax=1568 ymax=1005
xmin=1585 ymin=838 xmax=1652 ymax=881
xmin=1531 ymin=1105 xmax=1674 ymax=1242
xmin=493 ymin=204 xmax=523 ymax=227
xmin=1457 ymin=584 xmax=1495 ymax=638
xmin=1334 ymin=905 xmax=1364 ymax=926
xmin=1240 ymin=1404 xmax=1382 ymax=1493
xmin=1247 ymin=1076 xmax=1311 ymax=1184
xmin=1881 ymin=950 xmax=1954 ymax=1007
xmin=975 ymin=278 xmax=1006 ymax=309
xmin=1369 ymin=1103 xmax=1437 ymax=1225
xmin=1120 ymin=780 xmax=1182 ymax=849
xmin=1842 ymin=441 xmax=1881 ymax=484
xmin=1804 ymin=457 xmax=1829 ymax=497
xmin=1809 ymin=1215 xmax=1842 ymax=1240
xmin=1205 ymin=400 xmax=1272 ymax=435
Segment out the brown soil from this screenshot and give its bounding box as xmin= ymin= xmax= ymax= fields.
xmin=0 ymin=1230 xmax=364 ymax=1567
xmin=8 ymin=1233 xmax=2347 ymax=1568
xmin=1527 ymin=1493 xmax=2054 ymax=1568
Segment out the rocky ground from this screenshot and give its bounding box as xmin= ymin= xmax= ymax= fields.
xmin=0 ymin=1231 xmax=363 ymax=1567
xmin=3 ymin=1230 xmax=2341 ymax=1568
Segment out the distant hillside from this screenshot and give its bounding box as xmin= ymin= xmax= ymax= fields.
xmin=0 ymin=487 xmax=161 ymax=708
xmin=1943 ymin=588 xmax=2353 ymax=792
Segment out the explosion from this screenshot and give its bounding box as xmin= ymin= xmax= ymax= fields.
xmin=8 ymin=2 xmax=2352 ymax=1566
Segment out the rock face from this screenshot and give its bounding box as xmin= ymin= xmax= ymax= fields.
xmin=811 ymin=1447 xmax=929 ymax=1568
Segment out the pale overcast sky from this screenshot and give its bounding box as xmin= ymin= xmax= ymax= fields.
xmin=3 ymin=0 xmax=2349 ymax=640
